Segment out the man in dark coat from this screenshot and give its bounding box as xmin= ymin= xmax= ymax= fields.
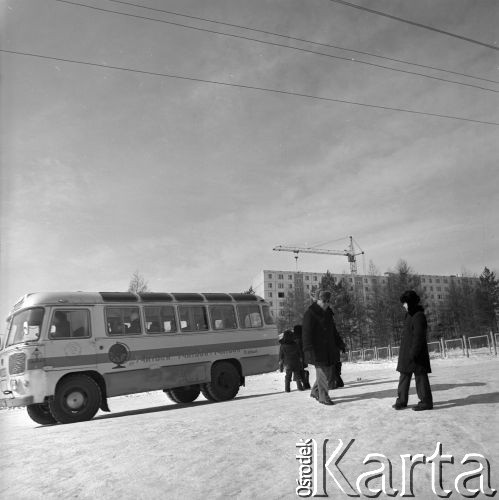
xmin=278 ymin=329 xmax=304 ymax=392
xmin=302 ymin=290 xmax=342 ymax=405
xmin=394 ymin=290 xmax=434 ymax=411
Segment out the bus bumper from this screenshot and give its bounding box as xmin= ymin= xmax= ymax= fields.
xmin=0 ymin=395 xmax=34 ymax=408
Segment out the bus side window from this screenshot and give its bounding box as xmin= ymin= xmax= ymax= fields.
xmin=178 ymin=306 xmax=209 ymax=332
xmin=144 ymin=306 xmax=177 ymax=334
xmin=209 ymin=305 xmax=237 ymax=330
xmin=237 ymin=305 xmax=263 ymax=328
xmin=106 ymin=307 xmax=142 ymax=336
xmin=50 ymin=310 xmax=91 ymax=339
xmin=262 ymin=305 xmax=275 ymax=325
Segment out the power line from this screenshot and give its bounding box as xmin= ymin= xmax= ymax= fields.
xmin=103 ymin=0 xmax=499 ymax=84
xmin=327 ymin=0 xmax=499 ymax=51
xmin=53 ymin=0 xmax=499 ymax=94
xmin=2 ymin=49 xmax=498 ymax=126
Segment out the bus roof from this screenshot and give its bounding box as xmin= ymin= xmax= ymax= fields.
xmin=9 ymin=291 xmax=266 ymax=315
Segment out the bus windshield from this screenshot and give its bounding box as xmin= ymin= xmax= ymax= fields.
xmin=6 ymin=308 xmax=45 ymax=347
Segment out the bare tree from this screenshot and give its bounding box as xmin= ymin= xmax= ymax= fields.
xmin=128 ymin=270 xmax=149 ymax=293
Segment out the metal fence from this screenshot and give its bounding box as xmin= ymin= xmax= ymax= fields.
xmin=345 ymin=331 xmax=498 ymax=362
xmin=444 ymin=338 xmax=465 ymax=357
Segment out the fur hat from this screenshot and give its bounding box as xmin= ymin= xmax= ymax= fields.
xmin=399 ymin=290 xmax=420 ymax=306
xmin=316 ymin=289 xmax=332 ymax=302
xmin=280 ymin=329 xmax=294 ymax=343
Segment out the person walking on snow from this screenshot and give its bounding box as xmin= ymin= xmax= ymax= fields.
xmin=278 ymin=329 xmax=305 ymax=392
xmin=393 ymin=290 xmax=434 ymax=411
xmin=302 ymin=290 xmax=342 ymax=406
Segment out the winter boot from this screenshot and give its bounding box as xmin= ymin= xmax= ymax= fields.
xmin=302 ymin=370 xmax=311 ymax=390
xmin=296 ymin=379 xmax=304 ymax=391
xmin=285 ymin=380 xmax=291 ymax=392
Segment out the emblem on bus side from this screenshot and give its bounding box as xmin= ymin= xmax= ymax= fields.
xmin=108 ymin=342 xmax=130 ymax=369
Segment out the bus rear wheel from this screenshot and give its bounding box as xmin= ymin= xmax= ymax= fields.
xmin=165 ymin=385 xmax=201 ymax=403
xmin=202 ymin=362 xmax=240 ymax=402
xmin=49 ymin=374 xmax=101 ymax=424
xmin=27 ymin=402 xmax=57 ymax=425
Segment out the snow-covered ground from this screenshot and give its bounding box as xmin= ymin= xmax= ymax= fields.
xmin=1 ymin=356 xmax=498 ymax=499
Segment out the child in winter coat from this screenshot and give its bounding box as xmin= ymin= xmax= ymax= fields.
xmin=279 ymin=329 xmax=304 ymax=392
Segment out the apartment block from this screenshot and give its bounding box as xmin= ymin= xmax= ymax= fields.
xmin=252 ymin=269 xmax=477 ymax=321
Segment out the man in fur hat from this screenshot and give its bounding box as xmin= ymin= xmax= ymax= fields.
xmin=302 ymin=289 xmax=342 ymax=405
xmin=393 ymin=290 xmax=434 ymax=411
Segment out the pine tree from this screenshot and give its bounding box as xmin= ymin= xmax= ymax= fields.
xmin=320 ymin=271 xmax=359 ymax=349
xmin=475 ymin=267 xmax=499 ymax=332
xmin=384 ymin=260 xmax=422 ymax=345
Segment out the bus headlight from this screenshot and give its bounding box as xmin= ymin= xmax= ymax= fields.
xmin=10 ymin=379 xmax=18 ymax=391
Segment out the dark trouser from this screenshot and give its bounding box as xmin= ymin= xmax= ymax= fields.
xmin=328 ymin=362 xmax=344 ymax=389
xmin=285 ymin=369 xmax=304 ymax=391
xmin=396 ymin=372 xmax=433 ymax=407
xmin=311 ymin=364 xmax=333 ymax=402
xmin=300 ymin=369 xmax=311 ymax=389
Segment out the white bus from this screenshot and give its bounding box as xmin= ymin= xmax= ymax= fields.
xmin=0 ymin=291 xmax=278 ymax=424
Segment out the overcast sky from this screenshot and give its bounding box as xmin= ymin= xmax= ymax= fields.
xmin=1 ymin=0 xmax=498 ymax=319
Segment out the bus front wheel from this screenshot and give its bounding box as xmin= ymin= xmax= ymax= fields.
xmin=165 ymin=385 xmax=201 ymax=403
xmin=27 ymin=403 xmax=57 ymax=425
xmin=49 ymin=374 xmax=102 ymax=424
xmin=202 ymin=362 xmax=240 ymax=402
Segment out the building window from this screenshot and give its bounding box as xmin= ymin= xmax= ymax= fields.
xmin=436 ymin=278 xmax=440 ymax=283
xmin=268 ymin=273 xmax=273 ymax=279
xmin=422 ymin=278 xmax=426 ymax=283
xmin=278 ymin=274 xmax=284 ymax=279
xmin=305 ymin=276 xmax=310 ymax=281
xmin=268 ymin=283 xmax=272 ymax=288
xmin=288 ymin=284 xmax=293 ymax=289
xmin=365 ymin=287 xmax=369 ymax=292
xmin=313 ymin=276 xmax=318 ymax=281
xmin=278 ymin=283 xmax=284 ymax=289
xmin=288 ymin=274 xmax=293 ymax=280
xmin=268 ymin=292 xmax=273 ymax=297
xmin=278 ymin=292 xmax=285 ymax=298
xmin=306 ymin=285 xmax=310 ymax=290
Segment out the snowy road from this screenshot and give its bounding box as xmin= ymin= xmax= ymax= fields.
xmin=1 ymin=357 xmax=498 ymax=499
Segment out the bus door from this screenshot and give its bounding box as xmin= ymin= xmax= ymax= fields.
xmin=44 ymin=308 xmax=97 ymax=371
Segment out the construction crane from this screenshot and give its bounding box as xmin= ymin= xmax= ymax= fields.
xmin=273 ymin=236 xmax=365 ymax=275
